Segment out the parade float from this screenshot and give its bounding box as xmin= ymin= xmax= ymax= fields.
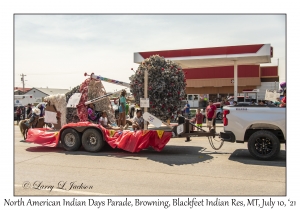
xmin=26 ymin=55 xmax=221 ymax=153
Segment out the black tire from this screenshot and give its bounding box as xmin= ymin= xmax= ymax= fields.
xmin=81 ymin=128 xmax=105 ymax=152
xmin=247 ymin=130 xmax=281 ymax=160
xmin=60 ymin=128 xmax=81 ymax=151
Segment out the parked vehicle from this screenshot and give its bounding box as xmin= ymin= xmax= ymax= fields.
xmin=220 ymin=105 xmax=286 ymax=160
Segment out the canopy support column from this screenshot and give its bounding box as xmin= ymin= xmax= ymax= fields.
xmin=234 ymin=60 xmax=238 ymax=101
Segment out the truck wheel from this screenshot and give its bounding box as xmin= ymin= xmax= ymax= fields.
xmin=247 ymin=130 xmax=281 ymax=160
xmin=61 ymin=128 xmax=81 ymax=151
xmin=81 ymin=128 xmax=105 ymax=152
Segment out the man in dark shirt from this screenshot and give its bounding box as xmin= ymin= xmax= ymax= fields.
xmin=26 ymin=104 xmax=32 ymax=119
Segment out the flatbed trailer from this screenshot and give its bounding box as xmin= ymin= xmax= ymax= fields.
xmin=26 ymin=117 xmax=223 ymax=153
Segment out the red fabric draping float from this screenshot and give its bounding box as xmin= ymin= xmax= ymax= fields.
xmin=26 ymin=127 xmax=59 ymax=147
xmin=26 ymin=122 xmax=172 ymax=152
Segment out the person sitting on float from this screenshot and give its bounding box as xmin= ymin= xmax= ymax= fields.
xmin=132 ymin=109 xmax=148 ymax=131
xmin=99 ymin=110 xmax=128 ymax=130
xmin=87 ymin=103 xmax=100 ymax=123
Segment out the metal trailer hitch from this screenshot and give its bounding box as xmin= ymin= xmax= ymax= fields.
xmin=172 ymin=118 xmax=224 ymax=150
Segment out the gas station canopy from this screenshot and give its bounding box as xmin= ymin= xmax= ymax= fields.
xmin=134 ymin=44 xmax=273 ymax=68
xmin=134 ymin=44 xmax=273 ymax=101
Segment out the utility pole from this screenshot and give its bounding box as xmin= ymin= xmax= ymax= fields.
xmin=20 ymin=73 xmax=26 ymax=93
xmin=144 ymin=69 xmax=148 ymax=130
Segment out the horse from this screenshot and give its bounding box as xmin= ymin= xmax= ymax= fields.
xmin=35 ymin=117 xmax=47 ymax=128
xmin=19 ymin=117 xmax=46 ymax=140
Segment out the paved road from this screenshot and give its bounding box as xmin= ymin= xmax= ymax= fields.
xmin=14 ymin=124 xmax=286 ymax=196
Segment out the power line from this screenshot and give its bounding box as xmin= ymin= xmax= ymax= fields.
xmin=15 ymin=82 xmax=23 ymax=87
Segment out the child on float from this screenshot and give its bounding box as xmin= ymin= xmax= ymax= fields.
xmin=87 ymin=103 xmax=100 ymax=123
xmin=100 ymin=110 xmax=128 ymax=130
xmin=132 ymin=109 xmax=149 ymax=131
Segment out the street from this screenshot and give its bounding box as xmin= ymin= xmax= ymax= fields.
xmin=14 ymin=123 xmax=286 ymax=196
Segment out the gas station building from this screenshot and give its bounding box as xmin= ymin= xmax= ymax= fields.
xmin=134 ymin=44 xmax=278 ymax=103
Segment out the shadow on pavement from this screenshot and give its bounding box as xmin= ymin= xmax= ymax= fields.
xmin=26 ymin=146 xmax=65 ymax=153
xmin=25 ymin=144 xmax=226 ymax=166
xmin=228 ymin=149 xmax=286 ymax=167
xmin=106 ymin=145 xmax=214 ymax=166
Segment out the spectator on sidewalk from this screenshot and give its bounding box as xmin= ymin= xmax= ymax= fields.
xmin=195 ymin=108 xmax=203 ymax=130
xmin=16 ymin=106 xmax=22 ymax=125
xmin=206 ymin=100 xmax=217 ymax=131
xmin=184 ymin=101 xmax=190 ymax=118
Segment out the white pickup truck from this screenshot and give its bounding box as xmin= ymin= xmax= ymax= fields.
xmin=220 ymin=105 xmax=286 ymax=160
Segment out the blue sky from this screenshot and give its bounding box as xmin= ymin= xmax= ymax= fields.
xmin=14 ymin=14 xmax=286 ymax=92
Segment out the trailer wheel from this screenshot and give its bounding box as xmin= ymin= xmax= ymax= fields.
xmin=61 ymin=128 xmax=82 ymax=151
xmin=247 ymin=130 xmax=281 ymax=160
xmin=81 ymin=128 xmax=105 ymax=152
